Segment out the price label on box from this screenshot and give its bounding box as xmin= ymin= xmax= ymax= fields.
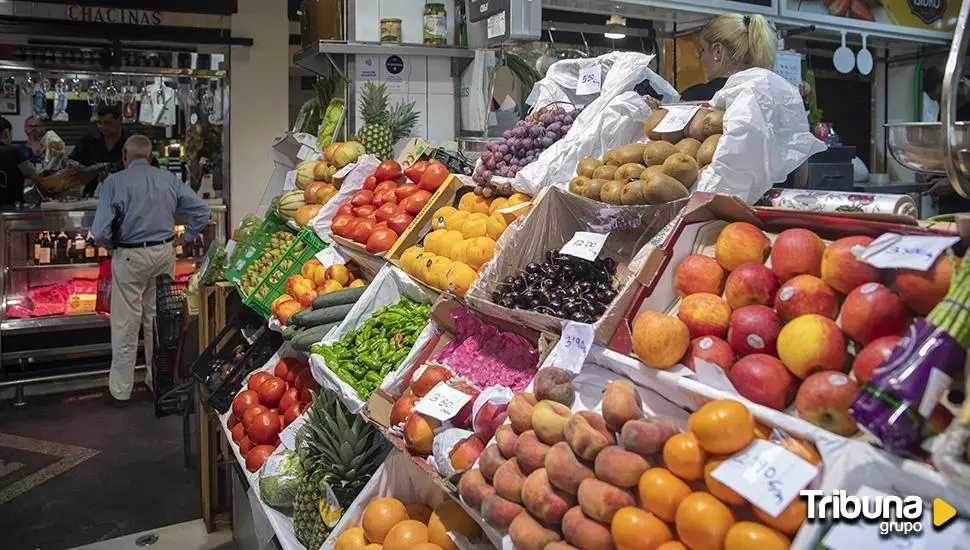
xmin=576 ymin=65 xmax=602 ymax=96
xmin=280 ymin=413 xmax=309 ymax=450
xmin=561 ymin=231 xmax=609 ymax=262
xmin=315 ymin=246 xmax=349 ymax=268
xmin=282 ymin=170 xmax=298 ymax=192
xmin=711 ymin=438 xmax=819 ymax=517
xmin=558 ymin=320 xmax=594 ymax=374
xmin=413 ymin=381 xmax=473 ymax=422
xmin=652 ymin=105 xmax=701 ymax=134
xmin=860 ymin=233 xmax=960 ymax=271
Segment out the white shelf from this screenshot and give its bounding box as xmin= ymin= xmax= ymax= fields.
xmin=293 ymin=41 xmax=474 ymax=76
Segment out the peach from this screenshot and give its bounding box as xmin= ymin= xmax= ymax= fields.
xmin=795 ymin=371 xmax=860 ymax=436
xmin=770 ymin=228 xmax=825 ymax=281
xmin=840 ymin=282 xmax=910 ymax=345
xmin=404 ymin=413 xmax=440 ymax=456
xmin=724 ymin=262 xmax=781 ymax=309
xmin=514 ymin=430 xmax=551 ymax=473
xmin=532 ymin=400 xmax=572 ymax=445
xmin=677 ymin=293 xmax=732 ymax=339
xmin=714 ymin=222 xmax=770 ymax=271
xmin=777 ymin=314 xmax=848 ymax=378
xmin=493 ymin=458 xmax=527 ymax=503
xmin=450 ymin=435 xmax=486 ymax=471
xmin=458 ymin=470 xmax=494 ymax=510
xmin=564 ymin=411 xmax=616 ymax=461
xmin=521 ymin=468 xmax=577 ymax=525
xmin=821 ymin=235 xmax=880 ymax=294
xmin=508 ymin=393 xmax=538 ymax=433
xmin=480 ymin=493 xmax=524 ymax=530
xmin=602 ymin=380 xmax=644 ymax=433
xmin=545 ymin=442 xmax=595 ymax=494
xmin=675 ymin=254 xmax=726 ymax=296
xmin=774 ymin=274 xmax=839 ymax=321
xmin=593 ymin=445 xmax=649 ymax=488
xmin=684 ymin=336 xmax=736 ymax=373
xmin=632 ymin=311 xmax=690 ymax=369
xmin=389 ymin=394 xmax=420 ymax=427
xmin=895 ymin=255 xmax=956 ymax=315
xmin=509 ymin=511 xmax=562 ymax=550
xmin=479 ymin=444 xmax=505 ymax=481
xmin=495 ymin=425 xmax=519 ymax=459
xmin=533 ymin=367 xmax=576 ymax=407
xmin=545 ymin=543 xmax=581 ymax=550
xmin=561 ymin=506 xmax=614 ymax=550
xmin=576 ymin=478 xmax=635 ymax=523
xmin=621 ymin=418 xmax=680 ymax=458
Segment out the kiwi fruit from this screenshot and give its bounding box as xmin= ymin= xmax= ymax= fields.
xmin=685 ymin=109 xmax=710 ymax=141
xmin=675 ymin=138 xmax=702 ymax=159
xmin=576 ymin=157 xmax=603 ymax=178
xmin=620 ymin=179 xmax=649 ymax=205
xmin=592 ymin=164 xmax=618 ymax=180
xmin=569 ymin=176 xmax=591 ymax=196
xmin=661 ymin=153 xmax=700 ymax=187
xmin=660 ymin=130 xmax=685 ymax=143
xmin=603 ymin=147 xmax=622 ymax=166
xmin=703 ymin=111 xmax=724 ymax=136
xmin=599 ymin=180 xmax=625 ymax=205
xmin=641 ymin=165 xmax=665 ymax=179
xmin=697 ymin=134 xmax=721 ymax=166
xmin=644 ymin=109 xmax=668 ymax=140
xmin=582 ymin=179 xmax=607 ymax=201
xmin=615 ymin=163 xmax=647 ymax=181
xmin=643 ymin=141 xmax=679 ymax=167
xmin=644 ymin=173 xmax=690 ymax=204
xmin=614 ymin=143 xmax=647 ymax=165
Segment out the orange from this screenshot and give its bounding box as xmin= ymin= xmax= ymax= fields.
xmin=437 ymin=231 xmax=465 ymax=259
xmin=427 ymin=500 xmax=481 ymax=550
xmin=690 ymin=400 xmax=755 ymax=454
xmin=362 ymin=498 xmax=409 ymax=544
xmin=465 ymin=237 xmax=496 ymax=271
xmin=431 ymin=206 xmax=458 ymax=230
xmin=382 ymin=519 xmax=429 ymax=550
xmin=703 ymin=457 xmax=747 ymax=506
xmin=411 ymin=544 xmax=443 ymax=550
xmin=663 ymin=432 xmax=708 ymax=481
xmin=657 ymin=543 xmax=688 ymax=550
xmin=399 ymin=246 xmax=424 ymax=274
xmin=753 ymin=423 xmax=822 ymax=465
xmin=675 ymin=492 xmax=736 ymax=550
xmin=488 ymin=197 xmax=508 ymax=214
xmin=445 ymin=262 xmax=477 ymax=297
xmin=364 ymin=545 xmax=382 ymax=550
xmin=752 ymin=498 xmax=807 ymax=536
xmin=610 ymin=506 xmax=672 ymax=550
xmin=639 ymin=468 xmax=692 ymax=522
xmin=335 ymin=526 xmax=368 ymax=550
xmin=405 ymin=503 xmax=433 ymax=523
xmin=724 ymin=521 xmax=790 ymax=550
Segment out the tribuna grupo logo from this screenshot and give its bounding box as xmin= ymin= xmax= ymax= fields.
xmin=801 ymin=489 xmax=925 ymax=536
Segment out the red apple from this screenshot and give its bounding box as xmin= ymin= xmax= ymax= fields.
xmin=724 ymin=262 xmax=781 ymax=309
xmin=727 ymin=305 xmax=782 ymax=357
xmin=473 ymin=400 xmax=509 ymax=442
xmin=729 ymin=354 xmax=798 ymax=410
xmin=821 ymin=235 xmax=880 ymax=294
xmin=449 ymin=380 xmax=480 ymax=430
xmin=851 ymin=335 xmax=901 ymax=384
xmin=390 ymin=394 xmax=421 ymax=427
xmin=894 ymin=255 xmax=957 ymax=315
xmin=675 ymin=254 xmax=725 ymax=296
xmin=409 ymin=363 xmax=452 ymax=397
xmin=715 ymin=222 xmax=770 ymax=271
xmin=774 ymin=274 xmax=840 ymax=321
xmin=795 ymin=371 xmax=860 ymax=436
xmin=769 ymin=228 xmax=826 ymax=281
xmin=840 ymin=282 xmax=911 ymax=345
xmin=777 ymin=314 xmax=848 ymax=378
xmin=450 ymin=435 xmax=486 ymax=471
xmin=684 ymin=336 xmax=736 ymax=374
xmin=677 ymin=293 xmax=732 ymax=339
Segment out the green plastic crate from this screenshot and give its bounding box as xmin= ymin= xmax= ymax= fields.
xmin=224 ymin=211 xmax=291 ymax=286
xmin=242 ymin=227 xmax=328 ymax=319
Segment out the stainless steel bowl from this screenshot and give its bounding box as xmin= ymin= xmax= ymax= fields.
xmin=885 ymin=121 xmax=970 ymax=174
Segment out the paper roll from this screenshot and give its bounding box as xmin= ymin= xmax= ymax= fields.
xmin=757 ymin=188 xmax=918 ymax=218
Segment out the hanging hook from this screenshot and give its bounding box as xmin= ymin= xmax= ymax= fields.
xmin=547 ymin=26 xmax=555 ymax=44
xmin=580 ymin=32 xmax=590 ymax=57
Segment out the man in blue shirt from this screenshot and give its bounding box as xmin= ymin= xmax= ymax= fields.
xmin=92 ymin=135 xmax=210 ymax=405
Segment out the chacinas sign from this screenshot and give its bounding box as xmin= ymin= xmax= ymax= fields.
xmin=66 ymin=5 xmax=163 ymax=26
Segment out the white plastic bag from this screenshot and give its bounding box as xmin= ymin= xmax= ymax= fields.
xmin=695 ymin=68 xmax=827 ymax=203
xmin=309 ymin=154 xmax=381 ymax=243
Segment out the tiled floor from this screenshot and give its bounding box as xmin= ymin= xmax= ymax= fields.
xmin=67 ymin=520 xmax=235 ymax=550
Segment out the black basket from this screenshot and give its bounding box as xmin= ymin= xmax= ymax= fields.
xmin=190 ymin=309 xmax=283 ymax=414
xmin=156 ymin=274 xmax=187 ymax=349
xmin=152 ymin=274 xmax=189 ymax=417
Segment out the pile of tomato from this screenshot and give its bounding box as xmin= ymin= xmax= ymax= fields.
xmin=331 ymin=159 xmax=451 ymax=254
xmin=227 ymin=357 xmax=318 ymax=472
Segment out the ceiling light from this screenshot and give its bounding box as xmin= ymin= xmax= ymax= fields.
xmin=604 ymin=15 xmax=627 ymax=39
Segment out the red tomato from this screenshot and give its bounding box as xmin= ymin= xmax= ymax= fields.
xmin=257 ymin=377 xmax=287 ymax=407
xmin=387 ymin=212 xmax=414 ymax=234
xmin=418 ymin=162 xmax=449 ymax=192
xmin=375 ymin=159 xmax=403 ymax=181
xmin=351 ymin=190 xmax=374 ymax=207
xmin=283 ymin=403 xmax=304 ymax=427
xmin=279 ymin=387 xmax=300 ymax=412
xmin=294 ymin=369 xmax=314 ymax=391
xmin=374 ymin=190 xmax=398 ymax=208
xmin=238 ymin=435 xmax=253 ymax=457
xmin=374 ymin=181 xmax=398 ymax=196
xmin=362 ymin=175 xmax=378 ymax=191
xmin=230 ymin=422 xmax=246 ymax=443
xmin=354 ymin=204 xmax=376 ymax=218
xmin=242 ymin=405 xmax=269 ymax=431
xmin=227 ymin=415 xmax=239 ymax=430
xmin=247 ymin=371 xmax=272 ymax=391
xmin=273 ymin=357 xmax=303 ymax=380
xmin=374 ymin=221 xmax=389 ymax=231
xmin=249 ymin=411 xmax=283 ymax=445
xmin=366 ymin=227 xmax=399 ymax=254
xmin=352 ymin=219 xmax=376 ymax=244
xmin=394 ymin=183 xmax=420 ymax=201
xmin=299 ymin=387 xmax=313 ymax=402
xmin=404 ymin=160 xmax=429 ymax=184
xmin=232 ymin=390 xmax=260 ymax=419
xmin=402 ymin=190 xmax=433 ymax=215
xmin=332 ymin=215 xmax=357 ymax=238
xmin=335 ymin=203 xmax=355 ymax=218
xmin=375 ymin=202 xmax=401 ymax=222
xmin=246 ymin=445 xmax=276 ymax=472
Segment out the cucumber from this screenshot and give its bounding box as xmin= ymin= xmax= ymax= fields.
xmin=292 ymin=322 xmax=338 ymax=352
xmin=289 ymin=307 xmax=317 ymax=326
xmin=283 ymin=325 xmax=305 ymax=341
xmin=296 ymin=303 xmax=354 ymax=327
xmin=311 ymin=287 xmax=367 ymax=310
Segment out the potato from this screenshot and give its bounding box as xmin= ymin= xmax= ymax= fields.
xmin=675 ymin=138 xmax=702 ymax=159
xmin=643 ymin=109 xmax=667 ymax=140
xmin=644 ymin=173 xmax=690 ymax=204
xmin=576 ymin=157 xmax=603 ymax=178
xmin=615 ymin=163 xmax=647 ymax=182
xmin=697 ymin=134 xmax=721 ymax=166
xmin=591 ymin=165 xmax=618 ymax=180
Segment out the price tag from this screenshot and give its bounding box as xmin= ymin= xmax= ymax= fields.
xmin=486 ymin=11 xmax=506 ymax=39
xmin=315 ymin=246 xmax=350 ymax=268
xmin=333 ymin=162 xmax=357 ymax=179
xmin=413 ymin=381 xmax=473 ymax=422
xmin=576 ymin=65 xmax=602 ymax=96
xmin=557 ymin=321 xmax=594 ymax=374
xmin=560 ymin=231 xmax=609 ymax=262
xmin=774 ymin=50 xmax=802 ymax=87
xmin=282 ymin=170 xmax=298 ymax=192
xmin=297 ymin=144 xmax=317 ymax=161
xmin=859 ymin=232 xmax=959 ymax=271
xmin=280 ymin=413 xmax=309 ymax=450
xmin=711 ymin=438 xmax=819 ymax=517
xmin=652 ymin=105 xmax=701 ymax=134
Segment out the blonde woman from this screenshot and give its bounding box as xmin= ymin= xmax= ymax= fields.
xmin=680 ymin=13 xmax=779 ymax=101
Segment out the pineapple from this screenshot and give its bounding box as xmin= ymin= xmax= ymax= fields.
xmin=292 ymin=390 xmax=388 ymax=549
xmin=356 ymin=82 xmax=419 ymax=160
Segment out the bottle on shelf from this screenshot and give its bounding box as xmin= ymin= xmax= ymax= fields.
xmin=39 ymin=232 xmax=52 ymax=265
xmin=33 ymin=232 xmax=42 ymax=265
xmin=174 ymin=226 xmax=184 ymax=257
xmin=84 ymin=232 xmax=96 ymax=261
xmin=55 ymin=230 xmax=70 ymax=264
xmin=97 ymin=241 xmax=109 ymax=259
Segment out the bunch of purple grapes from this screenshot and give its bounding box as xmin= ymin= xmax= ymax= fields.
xmin=473 ymin=105 xmax=583 ymax=196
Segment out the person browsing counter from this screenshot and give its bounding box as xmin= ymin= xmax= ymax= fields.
xmin=92 ymin=135 xmax=210 ymax=406
xmin=680 ymin=13 xmax=779 ymax=102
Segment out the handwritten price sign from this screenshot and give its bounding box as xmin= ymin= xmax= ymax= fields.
xmin=576 ymin=65 xmax=602 ymax=96
xmin=413 ymin=381 xmax=473 ymax=422
xmin=561 ymin=231 xmax=609 ymax=261
xmin=315 ymin=246 xmax=349 ymax=269
xmin=652 ymin=105 xmax=701 ymax=134
xmin=711 ymin=439 xmax=818 ymax=517
xmin=860 ymin=232 xmax=959 ymax=271
xmin=558 ymin=320 xmax=595 ymax=374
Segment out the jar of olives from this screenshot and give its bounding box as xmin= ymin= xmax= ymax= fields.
xmin=423 ymin=3 xmax=446 ymax=46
